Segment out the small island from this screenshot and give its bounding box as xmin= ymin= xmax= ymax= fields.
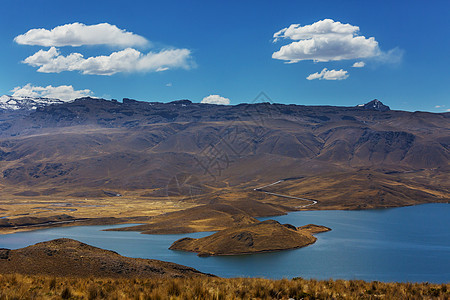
xmin=169 ymin=220 xmax=331 ymax=256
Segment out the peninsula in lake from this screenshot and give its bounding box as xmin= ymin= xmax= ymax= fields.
xmin=169 ymin=220 xmax=331 ymax=256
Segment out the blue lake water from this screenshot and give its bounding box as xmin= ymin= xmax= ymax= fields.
xmin=0 ymin=203 xmax=448 ymax=283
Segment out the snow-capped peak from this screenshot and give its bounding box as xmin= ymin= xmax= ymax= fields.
xmin=0 ymin=95 xmax=68 ymax=111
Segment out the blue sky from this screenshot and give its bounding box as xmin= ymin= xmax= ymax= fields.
xmin=0 ymin=0 xmax=449 ymax=112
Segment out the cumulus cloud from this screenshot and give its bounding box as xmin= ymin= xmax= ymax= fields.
xmin=11 ymin=83 xmax=93 ymax=101
xmin=273 ymin=19 xmax=358 ymax=42
xmin=352 ymin=61 xmax=365 ymax=68
xmin=15 ymin=22 xmax=194 ymax=75
xmin=23 ymin=47 xmax=193 ymax=75
xmin=306 ymin=68 xmax=349 ymax=80
xmin=201 ymin=94 xmax=230 ymax=105
xmin=272 ymin=19 xmax=380 ymax=63
xmin=14 ymin=22 xmax=148 ymax=47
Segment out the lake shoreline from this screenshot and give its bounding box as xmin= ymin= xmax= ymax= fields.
xmin=0 ymin=203 xmax=448 ymax=283
xmin=1 ymin=201 xmax=447 ymax=235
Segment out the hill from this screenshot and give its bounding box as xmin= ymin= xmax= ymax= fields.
xmin=0 ymin=238 xmax=209 ymax=278
xmin=111 ymin=203 xmax=261 ymax=234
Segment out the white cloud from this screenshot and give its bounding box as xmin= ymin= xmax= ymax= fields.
xmin=201 ymin=94 xmax=230 ymax=105
xmin=23 ymin=47 xmax=193 ymax=75
xmin=435 ymin=105 xmax=442 ymax=108
xmin=14 ymin=22 xmax=148 ymax=47
xmin=352 ymin=61 xmax=365 ymax=68
xmin=273 ymin=19 xmax=380 ymax=63
xmin=15 ymin=22 xmax=194 ymax=76
xmin=166 ymin=83 xmax=173 ymax=87
xmin=11 ymin=83 xmax=93 ymax=101
xmin=446 ymin=109 xmax=450 ymax=112
xmin=306 ymin=68 xmax=349 ymax=80
xmin=273 ymin=19 xmax=358 ymax=42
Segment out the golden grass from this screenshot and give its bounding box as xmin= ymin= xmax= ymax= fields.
xmin=0 ymin=196 xmax=199 ymax=235
xmin=0 ymin=274 xmax=448 ymax=299
xmin=0 ymin=196 xmax=198 ymax=219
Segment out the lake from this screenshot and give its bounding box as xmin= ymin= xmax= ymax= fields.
xmin=0 ymin=203 xmax=448 ymax=283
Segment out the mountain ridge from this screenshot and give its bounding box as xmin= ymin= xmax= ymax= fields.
xmin=2 ymin=94 xmax=445 ymax=114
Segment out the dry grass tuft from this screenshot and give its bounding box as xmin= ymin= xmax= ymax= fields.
xmin=0 ymin=274 xmax=448 ymax=299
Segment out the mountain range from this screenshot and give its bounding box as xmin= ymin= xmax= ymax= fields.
xmin=0 ymin=96 xmax=448 ymax=210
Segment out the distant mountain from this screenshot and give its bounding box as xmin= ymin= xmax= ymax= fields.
xmin=358 ymin=99 xmax=390 ymax=112
xmin=0 ymin=95 xmax=66 ymax=111
xmin=0 ymin=97 xmax=448 ymax=209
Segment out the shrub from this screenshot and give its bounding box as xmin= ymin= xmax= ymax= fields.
xmin=61 ymin=286 xmax=72 ymax=299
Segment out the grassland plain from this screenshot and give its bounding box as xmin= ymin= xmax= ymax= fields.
xmin=0 ymin=274 xmax=448 ymax=299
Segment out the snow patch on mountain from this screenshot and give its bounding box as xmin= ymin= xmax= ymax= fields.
xmin=0 ymin=95 xmax=67 ymax=111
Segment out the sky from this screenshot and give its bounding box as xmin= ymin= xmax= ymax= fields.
xmin=0 ymin=0 xmax=449 ymax=112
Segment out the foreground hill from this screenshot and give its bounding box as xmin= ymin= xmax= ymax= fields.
xmin=169 ymin=220 xmax=330 ymax=256
xmin=0 ymin=238 xmax=209 ymax=278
